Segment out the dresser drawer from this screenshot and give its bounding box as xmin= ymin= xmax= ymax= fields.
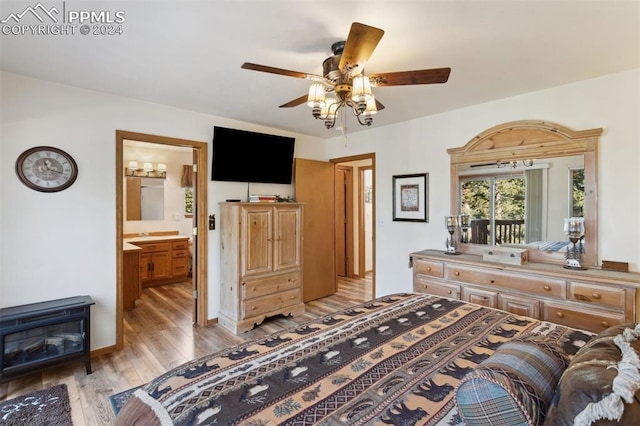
xmin=568 ymin=281 xmax=626 ymax=309
xmin=445 ymin=264 xmax=566 ymax=299
xmin=463 ymin=287 xmax=498 ymax=308
xmin=242 ymin=272 xmax=301 ymax=299
xmin=172 ymin=259 xmax=189 ymax=276
xmin=172 ymin=249 xmax=189 ymax=259
xmin=137 ymin=242 xmax=171 ymax=253
xmin=413 ymin=258 xmax=444 ymax=278
xmin=172 ymin=240 xmax=189 ymax=250
xmin=242 ymin=288 xmax=301 ymax=319
xmin=543 ymin=302 xmax=626 ymax=333
xmin=414 ymin=276 xmax=460 ymax=299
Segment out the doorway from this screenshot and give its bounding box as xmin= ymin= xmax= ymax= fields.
xmin=115 ymin=130 xmax=208 ymax=350
xmin=332 ymin=154 xmax=375 ymax=295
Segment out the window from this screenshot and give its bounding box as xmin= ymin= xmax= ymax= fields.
xmin=569 ymin=168 xmax=584 ymax=217
xmin=184 ymin=187 xmax=193 ymax=215
xmin=460 ymin=174 xmax=526 ymax=245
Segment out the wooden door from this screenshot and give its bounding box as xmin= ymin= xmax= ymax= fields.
xmin=334 ymin=166 xmax=354 ymax=277
xmin=273 ymin=205 xmax=302 ymax=272
xmin=295 ymin=158 xmax=336 ymax=302
xmin=242 ymin=206 xmax=273 ymax=276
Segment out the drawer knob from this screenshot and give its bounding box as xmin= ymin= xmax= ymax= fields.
xmin=251 ymin=306 xmax=257 ymax=311
xmin=601 ymin=321 xmax=610 ymax=328
xmin=423 ymin=284 xmax=428 ymax=289
xmin=447 ymin=290 xmax=452 ymax=295
xmin=454 ymin=271 xmax=460 ymax=276
xmin=427 ymin=266 xmax=432 ymax=271
xmin=556 ymin=312 xmax=565 ymax=318
xmin=490 ymin=280 xmax=495 ymax=284
xmin=592 ymin=292 xmax=602 ymax=300
xmin=543 ymin=285 xmax=551 ymax=291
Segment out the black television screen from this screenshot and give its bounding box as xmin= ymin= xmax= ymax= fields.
xmin=211 ymin=126 xmax=295 ymax=184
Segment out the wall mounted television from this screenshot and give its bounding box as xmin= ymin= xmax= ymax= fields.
xmin=211 ymin=126 xmax=296 ymax=184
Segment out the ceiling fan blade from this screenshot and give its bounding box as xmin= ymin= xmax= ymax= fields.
xmin=375 ymin=98 xmax=385 ymax=111
xmin=338 ymin=22 xmax=385 ymax=74
xmin=369 ymin=68 xmax=451 ymax=86
xmin=241 ymin=62 xmax=323 ymax=80
xmin=279 ymin=94 xmax=308 ymax=108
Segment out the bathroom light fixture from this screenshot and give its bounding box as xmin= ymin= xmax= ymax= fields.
xmin=125 ymin=161 xmax=166 ymax=178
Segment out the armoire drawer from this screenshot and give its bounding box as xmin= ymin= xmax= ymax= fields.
xmin=242 ymin=288 xmax=301 ymax=319
xmin=445 ymin=264 xmax=566 ymax=299
xmin=242 ymin=272 xmax=301 ymax=300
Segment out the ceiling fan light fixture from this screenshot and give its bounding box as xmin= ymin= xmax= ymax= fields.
xmin=351 ymin=75 xmax=372 ymax=103
xmin=307 ymin=83 xmax=326 ymax=118
xmin=362 ymin=96 xmax=378 ymax=116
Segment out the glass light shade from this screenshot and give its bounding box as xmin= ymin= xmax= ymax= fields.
xmin=563 ymin=217 xmax=585 ymax=236
xmin=458 ymin=214 xmax=470 ymax=228
xmin=143 ymin=162 xmax=154 ymax=172
xmin=351 ymin=75 xmax=372 ymax=103
xmin=362 ymin=96 xmax=378 ymax=117
xmin=307 ymin=83 xmax=326 ymax=108
xmin=156 ymin=163 xmax=167 ymax=172
xmin=127 ymin=160 xmax=139 ymax=170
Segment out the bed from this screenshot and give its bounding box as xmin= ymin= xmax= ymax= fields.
xmin=115 ymin=292 xmax=597 ymax=425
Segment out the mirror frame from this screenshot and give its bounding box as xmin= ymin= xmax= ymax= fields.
xmin=448 ymin=120 xmax=602 ymax=266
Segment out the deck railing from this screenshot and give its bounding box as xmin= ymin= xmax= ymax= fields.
xmin=470 ymin=219 xmax=525 ymax=245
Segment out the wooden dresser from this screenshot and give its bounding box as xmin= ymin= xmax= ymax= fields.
xmin=219 ymin=202 xmax=304 ymax=334
xmin=410 ymin=249 xmax=640 ymax=333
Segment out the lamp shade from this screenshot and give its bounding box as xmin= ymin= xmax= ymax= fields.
xmin=307 ymin=83 xmax=326 ymax=108
xmin=128 ymin=160 xmax=139 ymax=170
xmin=157 ymin=163 xmax=167 ymax=172
xmin=143 ymin=162 xmax=154 ymax=172
xmin=351 ymin=75 xmax=372 ymax=103
xmin=362 ymin=96 xmax=378 ymax=117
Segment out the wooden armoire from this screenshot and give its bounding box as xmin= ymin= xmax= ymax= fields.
xmin=218 ymin=202 xmax=304 ymax=334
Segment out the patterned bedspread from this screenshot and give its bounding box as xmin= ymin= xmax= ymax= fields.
xmin=115 ymin=293 xmax=591 ymax=425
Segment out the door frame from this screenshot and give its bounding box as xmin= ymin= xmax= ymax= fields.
xmin=358 ymin=165 xmax=373 ymax=277
xmin=330 ymin=153 xmax=375 ymax=295
xmin=115 ymin=130 xmax=209 ymax=350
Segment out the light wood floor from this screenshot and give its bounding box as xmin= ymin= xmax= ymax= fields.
xmin=0 ymin=275 xmax=373 ymax=425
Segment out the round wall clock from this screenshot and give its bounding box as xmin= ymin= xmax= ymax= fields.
xmin=15 ymin=146 xmax=78 ymax=192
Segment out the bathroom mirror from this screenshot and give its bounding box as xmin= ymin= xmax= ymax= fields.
xmin=448 ymin=120 xmax=601 ymax=266
xmin=126 ymin=177 xmax=165 ymax=221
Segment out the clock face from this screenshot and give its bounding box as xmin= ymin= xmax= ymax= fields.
xmin=15 ymin=146 xmax=78 ymax=192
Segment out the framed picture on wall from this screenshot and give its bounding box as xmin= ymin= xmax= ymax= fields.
xmin=392 ymin=173 xmax=428 ymax=222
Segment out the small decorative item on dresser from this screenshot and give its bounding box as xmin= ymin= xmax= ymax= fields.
xmin=445 ymin=215 xmax=460 ymax=255
xmin=458 ymin=214 xmax=470 ymax=243
xmin=564 ymin=217 xmax=586 ymax=270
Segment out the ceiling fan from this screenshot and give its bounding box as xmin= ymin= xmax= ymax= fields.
xmin=241 ymin=22 xmax=451 ymax=129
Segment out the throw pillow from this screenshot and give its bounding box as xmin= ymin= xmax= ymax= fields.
xmin=456 ymin=336 xmax=569 ymax=426
xmin=544 ymin=322 xmax=640 ymax=426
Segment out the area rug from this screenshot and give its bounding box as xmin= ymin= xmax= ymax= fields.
xmin=109 ymin=385 xmax=141 ymax=415
xmin=0 ymin=384 xmax=72 ymax=425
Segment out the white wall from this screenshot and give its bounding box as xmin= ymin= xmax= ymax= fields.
xmin=320 ymin=69 xmax=640 ymax=297
xmin=0 ymin=72 xmax=325 ymax=350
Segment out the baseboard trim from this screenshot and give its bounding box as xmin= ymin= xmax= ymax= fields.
xmin=91 ymin=344 xmax=117 ymax=357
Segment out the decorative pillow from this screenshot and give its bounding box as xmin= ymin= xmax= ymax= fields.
xmin=455 ymin=336 xmax=569 ymax=426
xmin=544 ymin=323 xmax=640 ymax=426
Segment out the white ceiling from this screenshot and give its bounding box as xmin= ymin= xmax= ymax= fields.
xmin=1 ymin=1 xmax=638 ymax=139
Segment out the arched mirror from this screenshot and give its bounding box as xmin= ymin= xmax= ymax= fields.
xmin=448 ymin=120 xmax=602 ymax=267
